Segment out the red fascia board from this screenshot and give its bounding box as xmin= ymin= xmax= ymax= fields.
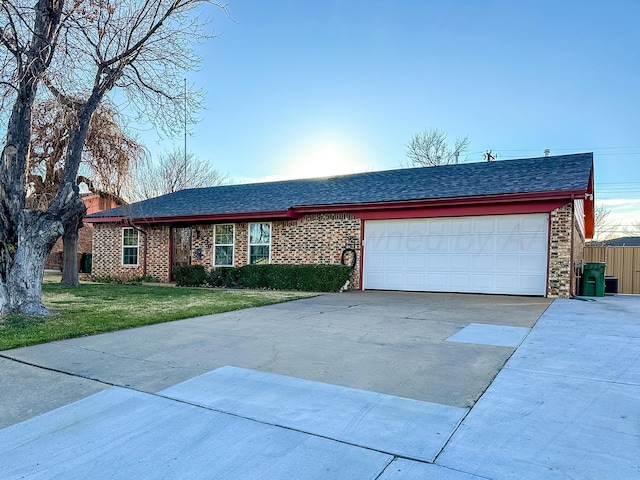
xmin=351 ymin=200 xmax=568 ymax=221
xmin=584 ymin=166 xmax=595 ymax=239
xmin=289 ymin=190 xmax=588 ymax=215
xmin=88 ymin=189 xmax=588 ymax=225
xmin=87 ymin=210 xmax=293 ymax=225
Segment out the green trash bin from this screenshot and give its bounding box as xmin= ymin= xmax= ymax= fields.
xmin=582 ymin=262 xmax=606 ymax=297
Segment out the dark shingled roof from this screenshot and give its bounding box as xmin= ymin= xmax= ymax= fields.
xmin=87 ymin=152 xmax=593 ymax=221
xmin=604 ymin=236 xmax=640 ymax=247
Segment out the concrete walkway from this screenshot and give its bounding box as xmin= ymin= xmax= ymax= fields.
xmin=0 ymin=294 xmax=638 ymax=478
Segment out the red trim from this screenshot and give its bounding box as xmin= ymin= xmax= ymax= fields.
xmin=290 ymin=190 xmax=588 ymax=216
xmin=350 ymin=200 xmax=567 ymax=221
xmin=89 ymin=210 xmax=293 ymax=224
xmin=584 ymin=165 xmax=595 ymax=239
xmin=359 ymin=221 xmax=365 ymax=291
xmin=89 ymin=190 xmax=588 ymax=225
xmin=546 ymin=213 xmax=552 ymax=297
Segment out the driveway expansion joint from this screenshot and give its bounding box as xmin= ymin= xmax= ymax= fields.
xmin=0 ymin=352 xmax=119 ymax=388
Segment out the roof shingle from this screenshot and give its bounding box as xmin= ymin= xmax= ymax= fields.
xmin=87 ymin=152 xmax=593 ymax=221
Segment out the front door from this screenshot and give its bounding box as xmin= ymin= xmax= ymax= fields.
xmin=172 ymin=227 xmax=192 ymax=279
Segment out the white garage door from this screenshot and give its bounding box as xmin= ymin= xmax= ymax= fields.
xmin=363 ymin=214 xmax=548 ymax=296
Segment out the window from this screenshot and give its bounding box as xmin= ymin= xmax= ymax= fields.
xmin=122 ymin=228 xmax=139 ymax=266
xmin=214 ymin=224 xmax=234 ymax=267
xmin=249 ymin=223 xmax=271 ymax=264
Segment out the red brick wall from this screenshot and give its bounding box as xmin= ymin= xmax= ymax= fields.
xmin=92 ymin=224 xmax=171 ymax=281
xmin=272 ymin=214 xmax=362 ymax=288
xmin=92 ymin=214 xmax=362 ymax=287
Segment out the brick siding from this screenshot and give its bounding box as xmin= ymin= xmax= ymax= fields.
xmin=92 ymin=224 xmax=170 ymax=281
xmin=92 ymin=214 xmax=362 ymax=287
xmin=548 ymin=203 xmax=579 ymax=298
xmin=92 ymin=208 xmax=579 ymax=297
xmin=272 ymin=214 xmax=362 ymax=288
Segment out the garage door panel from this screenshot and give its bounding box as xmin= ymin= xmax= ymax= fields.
xmin=496 ymin=217 xmax=521 ymax=233
xmin=406 ymin=236 xmax=426 ymax=252
xmin=425 ymin=236 xmax=449 ymax=252
xmin=495 ymin=255 xmax=520 ymax=272
xmin=426 ymin=255 xmax=447 ymax=270
xmin=405 ymin=256 xmax=425 ymax=270
xmin=471 ymin=255 xmax=494 ymax=269
xmin=472 ymin=217 xmax=496 ymax=233
xmin=364 ymin=214 xmax=548 ymax=296
xmin=450 ymin=255 xmax=471 ymax=271
xmin=449 ymin=274 xmax=470 ymax=288
xmin=471 ymin=273 xmax=493 ymax=289
xmin=385 ymin=255 xmax=404 ymax=269
xmin=521 ymin=216 xmax=547 ymax=232
xmin=428 ymin=219 xmax=449 ymax=234
xmin=405 ymin=273 xmax=425 ymax=289
xmin=520 ymin=255 xmax=545 ymax=272
xmin=367 ymin=254 xmax=385 ymax=268
xmin=521 ymin=234 xmax=547 ymax=252
xmin=385 ymin=273 xmax=404 ymax=288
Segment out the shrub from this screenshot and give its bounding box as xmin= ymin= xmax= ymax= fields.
xmin=206 ymin=267 xmax=243 ymax=288
xmin=205 ymin=264 xmax=350 ymax=292
xmin=90 ymin=273 xmax=157 ymax=285
xmin=173 ymin=265 xmax=207 ymax=286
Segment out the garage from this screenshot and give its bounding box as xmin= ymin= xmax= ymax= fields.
xmin=363 ymin=213 xmax=549 ymax=296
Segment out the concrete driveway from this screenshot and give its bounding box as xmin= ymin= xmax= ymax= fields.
xmin=3 ymin=292 xmax=637 ymax=478
xmin=0 ymin=291 xmax=550 ymax=428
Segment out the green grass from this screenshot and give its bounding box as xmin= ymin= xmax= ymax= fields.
xmin=0 ymin=278 xmax=315 ymax=351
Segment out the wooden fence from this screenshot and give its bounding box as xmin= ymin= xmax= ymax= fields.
xmin=584 ymin=246 xmax=640 ymax=294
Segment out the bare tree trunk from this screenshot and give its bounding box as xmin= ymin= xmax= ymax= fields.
xmin=60 ymin=214 xmax=84 ymax=286
xmin=3 ymin=211 xmax=65 ymax=315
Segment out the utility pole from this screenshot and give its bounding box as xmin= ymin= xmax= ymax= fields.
xmin=184 ymin=78 xmax=187 ymax=187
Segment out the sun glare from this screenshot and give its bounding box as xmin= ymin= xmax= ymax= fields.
xmin=276 ymin=138 xmax=373 ymax=180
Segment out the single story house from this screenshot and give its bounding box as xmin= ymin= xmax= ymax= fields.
xmin=87 ymin=152 xmax=595 ymax=298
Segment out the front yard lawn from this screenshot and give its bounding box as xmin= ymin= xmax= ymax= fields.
xmin=0 ymin=279 xmax=314 ymax=351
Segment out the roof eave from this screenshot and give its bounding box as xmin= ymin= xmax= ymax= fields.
xmin=289 ymin=189 xmax=590 ymax=214
xmin=87 ymin=189 xmax=590 ymax=224
xmin=87 ymin=210 xmax=294 ymax=224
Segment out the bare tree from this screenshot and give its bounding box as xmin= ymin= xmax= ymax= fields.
xmin=593 ymin=205 xmax=620 ymax=242
xmin=1 ymin=0 xmax=228 ymax=315
xmin=405 ymin=128 xmax=470 ymax=167
xmin=622 ymin=220 xmax=640 ymax=237
xmin=129 ymin=148 xmax=228 ymax=201
xmin=28 ymin=97 xmax=146 ymax=285
xmin=1 ymin=0 xmax=70 ymax=315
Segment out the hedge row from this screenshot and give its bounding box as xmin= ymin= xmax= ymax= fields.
xmin=172 ymin=264 xmax=351 ymax=292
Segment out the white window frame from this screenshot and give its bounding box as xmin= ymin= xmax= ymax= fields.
xmin=213 ymin=224 xmax=235 ymax=267
xmin=121 ymin=227 xmax=139 ymax=266
xmin=248 ymin=222 xmax=271 ymax=265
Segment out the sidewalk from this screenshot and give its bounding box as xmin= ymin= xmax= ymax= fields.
xmin=0 ymin=295 xmax=638 ymax=479
xmin=435 ymin=295 xmax=640 ymax=479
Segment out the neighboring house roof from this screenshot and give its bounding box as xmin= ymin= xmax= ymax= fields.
xmin=604 ymin=236 xmax=640 ymax=246
xmin=88 ymin=152 xmax=594 ymax=225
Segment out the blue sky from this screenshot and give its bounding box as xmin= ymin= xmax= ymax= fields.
xmin=135 ymin=0 xmax=639 ymax=236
